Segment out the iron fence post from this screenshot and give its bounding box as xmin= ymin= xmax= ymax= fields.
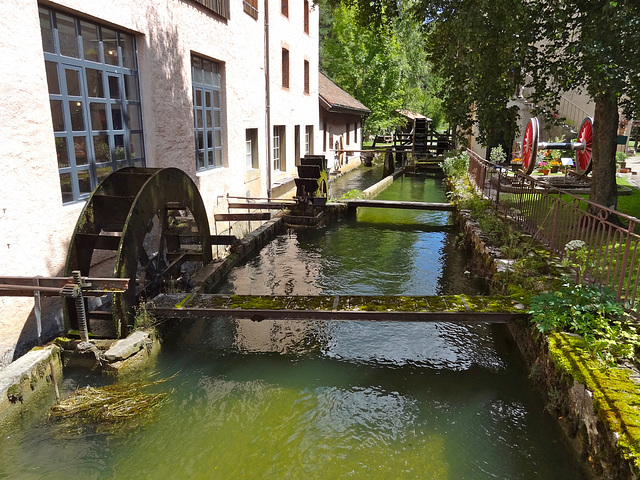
xmin=549 ymin=192 xmax=562 ymax=259
xmin=616 ymin=218 xmax=635 ymax=304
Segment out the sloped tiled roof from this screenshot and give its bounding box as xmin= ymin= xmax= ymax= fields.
xmin=319 ymin=72 xmax=371 ymax=115
xmin=395 ymin=109 xmax=431 ymax=122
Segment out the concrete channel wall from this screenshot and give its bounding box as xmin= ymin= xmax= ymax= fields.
xmin=0 ymin=345 xmax=62 ymax=424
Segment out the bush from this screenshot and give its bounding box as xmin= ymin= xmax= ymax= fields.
xmin=440 ymin=151 xmax=469 ymax=179
xmin=529 ymin=283 xmax=639 ymax=363
xmin=489 ymin=145 xmax=506 ymax=164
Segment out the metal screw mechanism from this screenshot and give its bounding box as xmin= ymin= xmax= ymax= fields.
xmin=71 ymin=271 xmax=89 ymax=343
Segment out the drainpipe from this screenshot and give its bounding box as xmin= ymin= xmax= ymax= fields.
xmin=264 ymin=0 xmax=272 ymax=199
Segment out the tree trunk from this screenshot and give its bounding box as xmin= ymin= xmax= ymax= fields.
xmin=589 ymin=92 xmax=619 ymax=210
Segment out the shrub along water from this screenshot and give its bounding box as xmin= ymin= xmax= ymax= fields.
xmin=443 ymin=149 xmax=640 ymax=364
xmin=442 ymin=150 xmax=640 ymax=473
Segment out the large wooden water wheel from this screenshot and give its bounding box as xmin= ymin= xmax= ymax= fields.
xmin=64 ymin=167 xmax=212 ymax=338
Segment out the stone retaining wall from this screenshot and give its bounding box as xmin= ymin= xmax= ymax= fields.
xmin=457 ymin=209 xmax=638 ymax=479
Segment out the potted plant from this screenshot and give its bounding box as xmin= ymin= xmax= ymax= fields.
xmin=617 ymin=151 xmax=628 ymax=171
xmin=511 ymin=157 xmax=523 ymax=172
xmin=537 ymin=161 xmax=550 ymax=175
xmin=548 ymin=145 xmax=563 ymax=173
xmin=536 ymin=150 xmax=550 ymax=175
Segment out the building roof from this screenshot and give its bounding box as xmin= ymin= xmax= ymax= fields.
xmin=319 ymin=72 xmax=371 ymax=116
xmin=395 ymin=109 xmax=432 ymax=122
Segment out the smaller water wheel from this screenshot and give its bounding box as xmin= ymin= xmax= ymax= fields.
xmin=294 ymin=155 xmax=328 ymax=205
xmin=64 ymin=167 xmax=212 ymax=338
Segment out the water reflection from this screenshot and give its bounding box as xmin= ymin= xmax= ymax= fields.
xmin=0 ymin=173 xmax=589 ymax=479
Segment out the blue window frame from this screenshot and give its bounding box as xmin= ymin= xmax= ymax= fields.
xmin=192 ymin=56 xmax=224 ymax=171
xmin=40 ymin=7 xmax=145 ymax=204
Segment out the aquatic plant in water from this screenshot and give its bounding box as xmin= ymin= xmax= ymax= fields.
xmin=49 ymin=374 xmax=176 ymax=430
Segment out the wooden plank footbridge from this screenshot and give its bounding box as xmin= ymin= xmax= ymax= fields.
xmin=148 ymin=293 xmax=527 ymax=323
xmin=227 ymin=199 xmax=456 ymax=212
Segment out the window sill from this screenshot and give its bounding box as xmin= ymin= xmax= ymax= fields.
xmin=196 ymin=166 xmax=225 ymax=177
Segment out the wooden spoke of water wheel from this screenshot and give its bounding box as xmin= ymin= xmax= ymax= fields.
xmin=64 ymin=167 xmax=212 ymax=338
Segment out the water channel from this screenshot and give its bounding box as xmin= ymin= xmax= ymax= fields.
xmin=0 ymin=165 xmax=589 ymax=479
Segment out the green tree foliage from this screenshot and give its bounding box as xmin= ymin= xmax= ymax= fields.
xmin=319 ymin=1 xmax=444 ymax=136
xmin=333 ymin=0 xmax=640 ymax=208
xmin=525 ymin=0 xmax=640 ymax=210
xmin=421 ymin=0 xmax=533 ymax=153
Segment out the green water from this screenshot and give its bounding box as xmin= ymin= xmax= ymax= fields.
xmin=0 ymin=175 xmax=589 ymax=479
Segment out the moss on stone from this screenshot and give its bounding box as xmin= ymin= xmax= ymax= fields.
xmin=548 ymin=332 xmax=640 ymax=473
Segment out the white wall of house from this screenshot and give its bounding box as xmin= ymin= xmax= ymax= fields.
xmin=268 ymin=0 xmax=319 ymax=188
xmin=320 ymin=111 xmax=364 ymax=171
xmin=0 ymin=0 xmax=319 ymax=367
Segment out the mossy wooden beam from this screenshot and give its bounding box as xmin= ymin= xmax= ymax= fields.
xmin=344 ymin=199 xmax=456 ymax=211
xmin=149 ymin=294 xmax=526 ymax=323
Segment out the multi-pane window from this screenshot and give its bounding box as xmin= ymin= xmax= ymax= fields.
xmin=243 ymin=0 xmax=259 ymax=19
xmin=40 ymin=6 xmax=144 ymax=204
xmin=346 ymin=123 xmax=350 ymax=145
xmin=282 ymin=48 xmax=290 ymax=89
xmin=304 ymin=0 xmax=309 ymax=34
xmin=303 ymin=60 xmax=310 ymax=94
xmin=273 ymin=125 xmax=286 ymax=171
xmin=281 ymin=0 xmax=288 ymax=17
xmin=246 ymin=128 xmax=259 ymax=169
xmin=192 ymin=55 xmax=224 ymax=171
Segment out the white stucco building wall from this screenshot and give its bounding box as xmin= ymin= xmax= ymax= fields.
xmin=0 ymin=0 xmax=319 ymax=367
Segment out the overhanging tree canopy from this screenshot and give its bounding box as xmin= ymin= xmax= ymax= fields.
xmin=331 ymin=0 xmax=640 ymax=208
xmin=319 ymin=0 xmax=444 ymax=136
xmin=526 ymin=0 xmax=640 ymax=209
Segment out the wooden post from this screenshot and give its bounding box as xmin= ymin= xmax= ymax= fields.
xmin=383 ymin=148 xmax=395 ymax=177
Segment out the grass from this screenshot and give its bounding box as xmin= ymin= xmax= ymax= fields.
xmin=616 ymin=177 xmax=640 ymax=221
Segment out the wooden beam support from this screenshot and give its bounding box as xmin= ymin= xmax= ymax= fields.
xmin=214 ymin=213 xmax=271 ymax=222
xmin=148 ymin=293 xmax=527 ymax=323
xmin=344 ymin=200 xmax=456 ymax=211
xmin=227 ymin=202 xmax=294 ymax=210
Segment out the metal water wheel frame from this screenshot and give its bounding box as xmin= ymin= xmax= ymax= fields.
xmin=64 ymin=167 xmax=212 ymax=338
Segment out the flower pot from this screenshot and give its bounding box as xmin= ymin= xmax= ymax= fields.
xmin=539 ymin=169 xmax=550 ymax=175
xmin=550 ymin=166 xmax=559 ymax=173
xmin=511 ymin=163 xmax=522 ymax=172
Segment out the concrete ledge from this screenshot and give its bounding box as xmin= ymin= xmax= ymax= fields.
xmin=101 ymin=331 xmax=160 ymax=377
xmin=362 ymin=169 xmax=404 ymax=199
xmin=363 ymin=175 xmax=394 ymax=199
xmin=103 ymin=330 xmax=150 ymax=362
xmin=0 ymin=345 xmax=62 ymax=423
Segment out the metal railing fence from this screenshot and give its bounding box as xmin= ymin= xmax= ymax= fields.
xmin=467 ymin=149 xmax=640 ymax=314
